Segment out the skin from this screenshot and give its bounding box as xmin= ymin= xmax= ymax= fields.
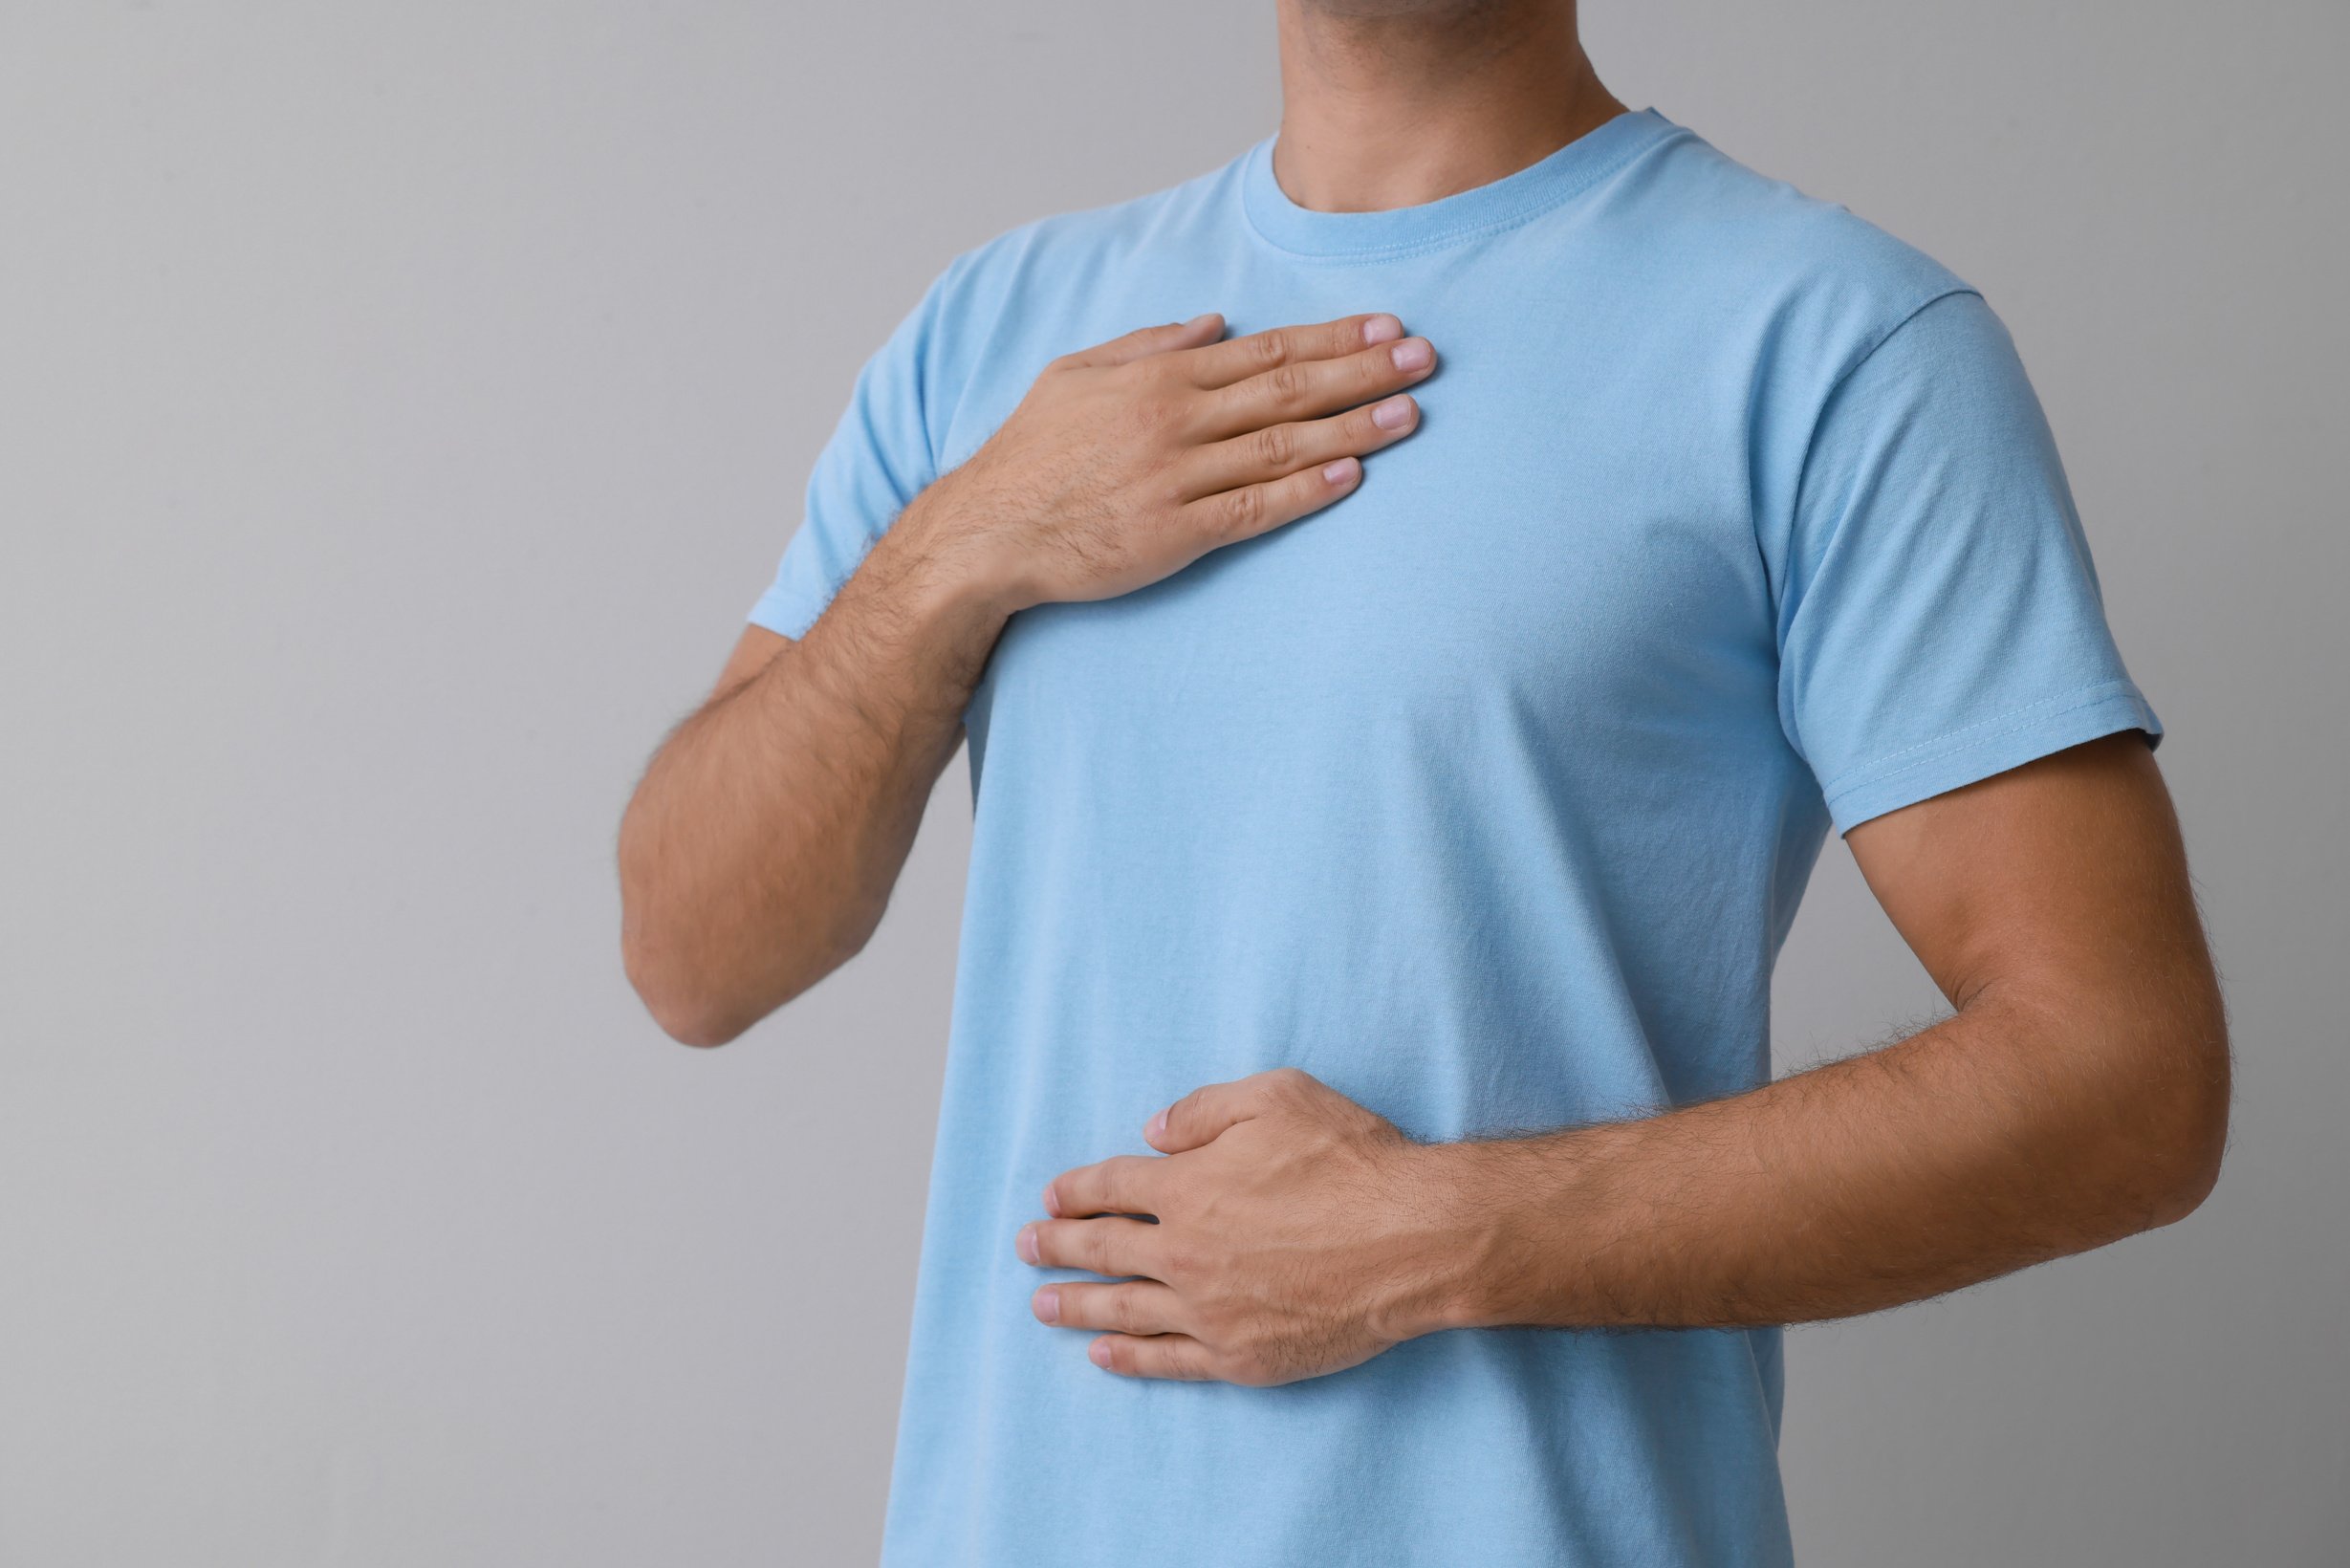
xmin=620 ymin=0 xmax=2231 ymax=1384
xmin=1022 ymin=732 xmax=2230 ymax=1383
xmin=620 ymin=310 xmax=1437 ymax=1043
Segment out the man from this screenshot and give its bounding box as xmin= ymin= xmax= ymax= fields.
xmin=618 ymin=1 xmax=2230 ymax=1561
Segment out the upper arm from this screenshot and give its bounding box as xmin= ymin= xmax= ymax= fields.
xmin=1769 ymin=290 xmax=2161 ymax=834
xmin=1844 ymin=732 xmax=2230 ymax=1214
xmin=1844 ymin=731 xmax=2209 ymax=1014
xmin=745 ymin=256 xmax=964 ymax=643
xmin=710 ymin=623 xmax=789 ymax=706
xmin=1773 ymin=288 xmax=2207 ymax=1021
xmin=718 ymin=261 xmax=964 ymax=717
xmin=1773 ymin=289 xmax=2225 ymax=1207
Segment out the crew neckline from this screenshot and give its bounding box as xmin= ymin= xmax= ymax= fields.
xmin=1239 ymin=106 xmax=1681 ymax=260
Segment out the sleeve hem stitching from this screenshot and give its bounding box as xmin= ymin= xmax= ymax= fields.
xmin=1817 ymin=678 xmax=2153 ymax=805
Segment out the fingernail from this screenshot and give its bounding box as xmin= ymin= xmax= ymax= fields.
xmin=1042 ymin=1182 xmax=1062 ymax=1217
xmin=1034 ymin=1286 xmax=1060 ymax=1323
xmin=1390 ymin=338 xmax=1432 ymax=372
xmin=1371 ymin=395 xmax=1415 ymax=431
xmin=1016 ymin=1224 xmax=1040 ymax=1264
xmin=1184 ymin=312 xmax=1219 ymax=330
xmin=1361 ymin=314 xmax=1403 ymax=345
xmin=1146 ymin=1107 xmax=1168 ymax=1141
xmin=1322 ymin=457 xmax=1359 ymax=485
xmin=1089 ymin=1339 xmax=1114 ymax=1367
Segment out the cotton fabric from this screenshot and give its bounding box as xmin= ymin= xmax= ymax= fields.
xmin=750 ymin=108 xmax=2158 ymax=1567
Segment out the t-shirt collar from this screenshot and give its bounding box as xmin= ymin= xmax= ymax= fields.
xmin=1239 ymin=106 xmax=1681 ymax=260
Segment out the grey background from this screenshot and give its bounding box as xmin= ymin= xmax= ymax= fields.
xmin=3 ymin=2 xmax=2342 ymax=1562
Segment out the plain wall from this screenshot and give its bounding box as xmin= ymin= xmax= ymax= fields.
xmin=3 ymin=2 xmax=2343 ymax=1562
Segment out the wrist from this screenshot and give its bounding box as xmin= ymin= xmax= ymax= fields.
xmin=1379 ymin=1139 xmax=1523 ymax=1338
xmin=1403 ymin=1135 xmax=1590 ymax=1335
xmin=888 ymin=473 xmax=1034 ymax=625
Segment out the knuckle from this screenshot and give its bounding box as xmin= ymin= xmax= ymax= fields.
xmin=1231 ymin=1331 xmax=1281 ymax=1381
xmin=1137 ymin=388 xmax=1192 ymax=439
xmin=1154 ymin=1161 xmax=1191 ymax=1205
xmin=1123 ymin=395 xmax=1173 ymax=439
xmin=1065 ymin=1223 xmax=1105 ymax=1271
xmin=1155 ymin=1238 xmax=1200 ymax=1281
xmin=1141 ymin=462 xmax=1192 ymax=513
xmin=1132 ymin=353 xmax=1184 ymax=389
xmin=1218 ymin=485 xmax=1265 ymax=535
xmin=1264 ymin=361 xmax=1310 ymax=405
xmin=1087 ymin=1160 xmax=1121 ymax=1205
xmin=1100 ymin=1157 xmax=1138 ymax=1211
xmin=1248 ymin=330 xmax=1291 ymax=371
xmin=1250 ymin=423 xmax=1295 ymax=470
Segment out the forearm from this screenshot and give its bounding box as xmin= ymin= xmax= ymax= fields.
xmin=1425 ymin=984 xmax=2228 ymax=1332
xmin=622 ymin=310 xmax=1438 ymax=1044
xmin=619 ymin=486 xmax=1010 ymax=1044
xmin=1025 ymin=738 xmax=2230 ymax=1385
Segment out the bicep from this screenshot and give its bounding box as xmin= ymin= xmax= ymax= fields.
xmin=1844 ymin=732 xmax=2209 ymax=1015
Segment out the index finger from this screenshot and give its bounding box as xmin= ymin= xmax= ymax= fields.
xmin=1045 ymin=1152 xmax=1169 ymax=1219
xmin=1142 ymin=1080 xmax=1255 ymax=1154
xmin=1178 ymin=313 xmax=1405 ymax=389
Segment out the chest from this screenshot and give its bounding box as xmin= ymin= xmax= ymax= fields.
xmin=938 ymin=261 xmax=1786 ymax=776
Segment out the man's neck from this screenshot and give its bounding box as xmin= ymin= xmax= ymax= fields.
xmin=1270 ymin=0 xmax=1625 ymax=214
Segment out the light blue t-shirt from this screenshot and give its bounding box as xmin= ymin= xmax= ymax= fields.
xmin=751 ymin=108 xmax=2158 ymax=1568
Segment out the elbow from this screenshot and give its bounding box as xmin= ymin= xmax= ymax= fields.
xmin=2130 ymin=1023 xmax=2233 ymax=1230
xmin=620 ymin=912 xmax=871 ymax=1050
xmin=620 ymin=908 xmax=765 ymax=1048
xmin=616 ymin=813 xmax=886 ymax=1048
xmin=2144 ymin=1074 xmax=2230 ymax=1229
xmin=646 ymin=993 xmax=752 ymax=1051
xmin=624 ymin=939 xmax=753 ymax=1049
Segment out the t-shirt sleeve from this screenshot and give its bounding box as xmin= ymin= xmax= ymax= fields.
xmin=746 ymin=262 xmax=959 ymax=640
xmin=1774 ymin=288 xmax=2162 ymax=832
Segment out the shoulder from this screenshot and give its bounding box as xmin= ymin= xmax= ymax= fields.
xmin=1606 ymin=120 xmax=1983 ymax=377
xmin=874 ymin=150 xmax=1246 ymax=445
xmin=926 ymin=150 xmax=1247 ymax=324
